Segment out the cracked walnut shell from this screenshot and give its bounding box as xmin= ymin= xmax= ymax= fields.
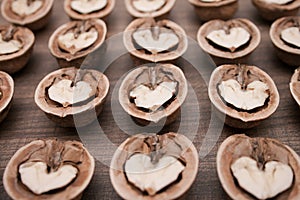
xmin=110 ymin=132 xmax=199 ymax=200
xmin=125 ymin=0 xmax=176 ymax=18
xmin=252 ymin=0 xmax=300 ymax=21
xmin=290 ymin=67 xmax=300 ymax=106
xmin=0 ymin=25 xmax=34 ymax=74
xmin=1 ymin=0 xmax=54 ymax=30
xmin=197 ymin=18 xmax=261 ymax=65
xmin=48 ymin=19 xmax=107 ymax=68
xmin=123 ymin=17 xmax=187 ymax=62
xmin=3 ymin=139 xmax=95 ymax=200
xmin=64 ymin=0 xmax=115 ymax=20
xmin=119 ymin=63 xmax=188 ymax=126
xmin=208 ymin=64 xmax=280 ymax=128
xmin=34 ymin=67 xmax=109 ymax=127
xmin=270 ymin=16 xmax=300 ymax=66
xmin=217 ymin=134 xmax=300 ymax=200
xmin=0 ymin=71 xmax=14 ymax=124
xmin=188 ymin=0 xmax=238 ymax=21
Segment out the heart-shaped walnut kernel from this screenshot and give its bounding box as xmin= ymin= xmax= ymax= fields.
xmin=19 ymin=162 xmax=78 ymax=195
xmin=218 ymin=79 xmax=269 ymax=111
xmin=70 ymin=0 xmax=108 ymax=14
xmin=125 ymin=154 xmax=185 ymax=196
xmin=209 ymin=64 xmax=279 ymax=128
xmin=48 ymin=19 xmax=107 ymax=68
xmin=124 ymin=18 xmax=187 ymax=62
xmin=48 ymin=79 xmax=95 ymax=107
xmin=110 ymin=132 xmax=199 ymax=200
xmin=0 ymin=33 xmax=22 ymax=55
xmin=133 ymin=27 xmax=179 ymax=54
xmin=35 ymin=67 xmax=109 ymax=127
xmin=11 ymin=0 xmax=43 ymax=17
xmin=58 ymin=28 xmax=98 ymax=55
xmin=3 ymin=139 xmax=95 ymax=199
xmin=206 ymin=27 xmax=251 ymax=52
xmin=231 ymin=156 xmax=293 ymax=199
xmin=197 ymin=18 xmax=260 ymax=64
xmin=217 ymin=134 xmax=300 ymax=200
xmin=119 ymin=63 xmax=187 ymax=125
xmin=281 ymin=27 xmax=300 ymax=48
xmin=132 ymin=0 xmax=166 ymax=12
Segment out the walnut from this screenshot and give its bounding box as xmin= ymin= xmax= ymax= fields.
xmin=208 ymin=64 xmax=279 ymax=129
xmin=3 ymin=139 xmax=95 ymax=199
xmin=119 ymin=63 xmax=187 ymax=126
xmin=110 ymin=132 xmax=199 ymax=199
xmin=217 ymin=134 xmax=300 ymax=199
xmin=270 ymin=16 xmax=300 ymax=66
xmin=124 ymin=18 xmax=187 ymax=62
xmin=34 ymin=67 xmax=109 ymax=127
xmin=1 ymin=0 xmax=54 ymax=30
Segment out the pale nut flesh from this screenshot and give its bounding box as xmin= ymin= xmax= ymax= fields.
xmin=132 ymin=0 xmax=166 ymax=13
xmin=130 ymin=81 xmax=177 ymax=112
xmin=231 ymin=156 xmax=293 ymax=200
xmin=70 ymin=0 xmax=108 ymax=14
xmin=125 ymin=153 xmax=185 ymax=196
xmin=206 ymin=27 xmax=251 ymax=52
xmin=218 ymin=79 xmax=269 ymax=111
xmin=19 ymin=161 xmax=78 ymax=195
xmin=48 ymin=79 xmax=94 ymax=108
xmin=11 ymin=0 xmax=43 ymax=17
xmin=201 ymin=0 xmax=223 ymax=2
xmin=281 ymin=26 xmax=300 ymax=48
xmin=58 ymin=28 xmax=98 ymax=55
xmin=262 ymin=0 xmax=294 ymax=5
xmin=0 ymin=33 xmax=22 ymax=55
xmin=133 ymin=26 xmax=179 ymax=54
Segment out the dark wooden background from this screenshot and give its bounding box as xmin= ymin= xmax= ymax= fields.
xmin=0 ymin=0 xmax=300 ymax=199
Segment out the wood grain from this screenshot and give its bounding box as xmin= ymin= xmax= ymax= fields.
xmin=0 ymin=0 xmax=299 ymax=199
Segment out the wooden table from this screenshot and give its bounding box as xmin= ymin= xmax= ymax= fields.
xmin=0 ymin=0 xmax=300 ymax=199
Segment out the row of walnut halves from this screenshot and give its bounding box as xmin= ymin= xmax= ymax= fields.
xmin=1 ymin=0 xmax=300 ymax=199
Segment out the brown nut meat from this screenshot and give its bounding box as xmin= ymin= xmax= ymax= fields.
xmin=48 ymin=19 xmax=107 ymax=68
xmin=123 ymin=18 xmax=187 ymax=62
xmin=252 ymin=0 xmax=300 ymax=21
xmin=270 ymin=16 xmax=300 ymax=66
xmin=119 ymin=63 xmax=187 ymax=126
xmin=0 ymin=25 xmax=34 ymax=74
xmin=3 ymin=139 xmax=95 ymax=200
xmin=217 ymin=134 xmax=300 ymax=200
xmin=290 ymin=67 xmax=300 ymax=106
xmin=64 ymin=0 xmax=115 ymax=20
xmin=1 ymin=0 xmax=54 ymax=30
xmin=0 ymin=71 xmax=14 ymax=123
xmin=125 ymin=0 xmax=176 ymax=18
xmin=110 ymin=132 xmax=199 ymax=200
xmin=188 ymin=0 xmax=238 ymax=21
xmin=197 ymin=18 xmax=261 ymax=65
xmin=34 ymin=67 xmax=109 ymax=127
xmin=208 ymin=64 xmax=279 ymax=129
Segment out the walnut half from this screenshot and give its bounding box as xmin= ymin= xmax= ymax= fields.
xmin=217 ymin=134 xmax=300 ymax=200
xmin=119 ymin=63 xmax=188 ymax=126
xmin=110 ymin=132 xmax=199 ymax=200
xmin=290 ymin=67 xmax=300 ymax=106
xmin=0 ymin=71 xmax=14 ymax=124
xmin=34 ymin=67 xmax=109 ymax=127
xmin=3 ymin=139 xmax=95 ymax=199
xmin=208 ymin=64 xmax=279 ymax=129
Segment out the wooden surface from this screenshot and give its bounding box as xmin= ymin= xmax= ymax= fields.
xmin=0 ymin=0 xmax=300 ymax=199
